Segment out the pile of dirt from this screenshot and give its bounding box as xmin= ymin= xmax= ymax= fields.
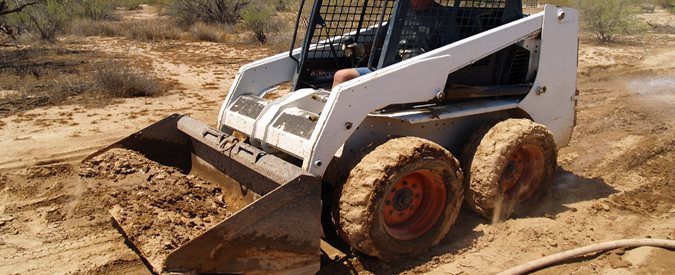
xmin=25 ymin=163 xmax=74 ymax=179
xmin=80 ymin=148 xmax=230 ymax=271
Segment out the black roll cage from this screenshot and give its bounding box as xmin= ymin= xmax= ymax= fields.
xmin=288 ymin=0 xmax=526 ymax=91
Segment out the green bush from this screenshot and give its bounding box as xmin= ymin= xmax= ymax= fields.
xmin=73 ymin=0 xmax=116 ymax=21
xmin=574 ymin=0 xmax=646 ymax=42
xmin=22 ymin=0 xmax=71 ymax=42
xmin=241 ymin=3 xmax=273 ymax=44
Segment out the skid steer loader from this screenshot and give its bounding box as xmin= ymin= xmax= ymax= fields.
xmin=87 ymin=0 xmax=579 ymax=273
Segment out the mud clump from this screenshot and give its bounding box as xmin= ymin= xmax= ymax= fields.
xmin=81 ymin=148 xmax=230 ymax=271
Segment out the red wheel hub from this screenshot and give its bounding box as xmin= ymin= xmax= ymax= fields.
xmin=383 ymin=170 xmax=446 ymax=241
xmin=501 ymin=144 xmax=545 ymax=203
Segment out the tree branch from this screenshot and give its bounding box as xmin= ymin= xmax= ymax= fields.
xmin=0 ymin=0 xmax=41 ymax=17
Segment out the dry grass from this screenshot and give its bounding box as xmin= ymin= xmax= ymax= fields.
xmin=267 ymin=26 xmax=297 ymax=53
xmin=69 ymin=19 xmax=124 ymax=37
xmin=123 ymin=20 xmax=183 ymax=41
xmin=94 ymin=61 xmax=163 ymax=98
xmin=0 ymin=45 xmax=169 ymax=117
xmin=188 ymin=22 xmax=233 ymax=42
xmin=0 ymin=47 xmax=100 ymax=117
xmin=69 ymin=19 xmax=183 ymax=41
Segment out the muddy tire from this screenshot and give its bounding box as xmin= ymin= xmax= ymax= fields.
xmin=334 ymin=137 xmax=463 ymax=262
xmin=461 ymin=119 xmax=557 ymax=222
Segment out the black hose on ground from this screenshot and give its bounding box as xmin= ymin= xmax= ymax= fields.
xmin=498 ymin=238 xmax=675 ymax=275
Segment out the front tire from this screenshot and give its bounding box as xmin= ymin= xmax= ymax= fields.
xmin=334 ymin=137 xmax=463 ymax=262
xmin=461 ymin=119 xmax=557 ymax=222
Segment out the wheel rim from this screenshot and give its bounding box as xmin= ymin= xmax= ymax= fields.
xmin=500 ymin=144 xmax=545 ymax=203
xmin=383 ymin=170 xmax=447 ymax=241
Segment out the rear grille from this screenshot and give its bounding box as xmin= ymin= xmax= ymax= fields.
xmin=507 ymin=46 xmax=530 ymax=84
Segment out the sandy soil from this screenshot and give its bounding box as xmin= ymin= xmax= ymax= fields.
xmin=82 ymin=149 xmax=230 ymax=273
xmin=0 ymin=6 xmax=673 ymax=275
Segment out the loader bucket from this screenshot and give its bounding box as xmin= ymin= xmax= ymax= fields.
xmin=85 ymin=114 xmax=322 ymax=274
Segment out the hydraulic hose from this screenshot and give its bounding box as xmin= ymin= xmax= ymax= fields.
xmin=498 ymin=238 xmax=675 ymax=275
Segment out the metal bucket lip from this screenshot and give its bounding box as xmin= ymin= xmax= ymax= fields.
xmin=90 ymin=114 xmax=322 ymax=274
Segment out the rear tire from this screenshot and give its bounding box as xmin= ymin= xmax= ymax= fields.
xmin=333 ymin=137 xmax=463 ymax=262
xmin=461 ymin=119 xmax=557 ymax=222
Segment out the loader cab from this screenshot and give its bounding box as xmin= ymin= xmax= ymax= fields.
xmin=290 ymin=0 xmax=527 ymax=91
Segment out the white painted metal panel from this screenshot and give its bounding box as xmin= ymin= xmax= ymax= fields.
xmin=305 ymin=12 xmax=547 ymax=175
xmin=519 ymin=6 xmax=579 ymax=147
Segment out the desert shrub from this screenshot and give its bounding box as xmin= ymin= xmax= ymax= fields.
xmin=574 ymin=0 xmax=646 ymax=42
xmin=72 ymin=0 xmax=117 ymax=20
xmin=94 ymin=61 xmax=161 ymax=97
xmin=69 ymin=18 xmax=183 ymax=41
xmin=122 ymin=19 xmax=182 ymax=41
xmin=116 ymin=0 xmax=149 ymax=10
xmin=168 ymin=0 xmax=249 ymax=27
xmin=240 ymin=3 xmax=273 ymax=44
xmin=20 ymin=0 xmax=70 ymax=42
xmin=68 ymin=18 xmax=122 ymax=36
xmin=266 ymin=25 xmax=295 ymax=53
xmin=189 ymin=22 xmax=231 ymax=42
xmin=274 ymin=0 xmax=293 ymax=11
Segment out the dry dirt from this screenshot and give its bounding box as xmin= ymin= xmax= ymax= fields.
xmin=82 ymin=149 xmax=230 ymax=273
xmin=0 ymin=6 xmax=674 ymax=275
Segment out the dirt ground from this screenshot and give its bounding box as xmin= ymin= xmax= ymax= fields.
xmin=0 ymin=6 xmax=674 ymax=275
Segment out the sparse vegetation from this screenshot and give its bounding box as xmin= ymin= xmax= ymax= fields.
xmin=73 ymin=0 xmax=117 ymax=21
xmin=69 ymin=18 xmax=182 ymax=41
xmin=189 ymin=22 xmax=231 ymax=42
xmin=2 ymin=0 xmax=298 ymax=49
xmin=94 ymin=61 xmax=162 ymax=98
xmin=122 ymin=19 xmax=182 ymax=41
xmin=68 ymin=18 xmax=120 ymax=36
xmin=168 ymin=0 xmax=247 ymax=27
xmin=544 ymin=0 xmax=650 ymax=42
xmin=22 ymin=0 xmax=70 ymax=42
xmin=0 ymin=46 xmax=100 ymax=116
xmin=240 ymin=3 xmax=273 ymax=44
xmin=573 ymin=0 xmax=647 ymax=42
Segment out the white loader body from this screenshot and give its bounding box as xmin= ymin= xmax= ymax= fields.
xmin=218 ymin=4 xmax=578 ymax=178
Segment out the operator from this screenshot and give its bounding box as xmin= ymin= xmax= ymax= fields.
xmin=332 ymin=0 xmax=451 ymax=87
